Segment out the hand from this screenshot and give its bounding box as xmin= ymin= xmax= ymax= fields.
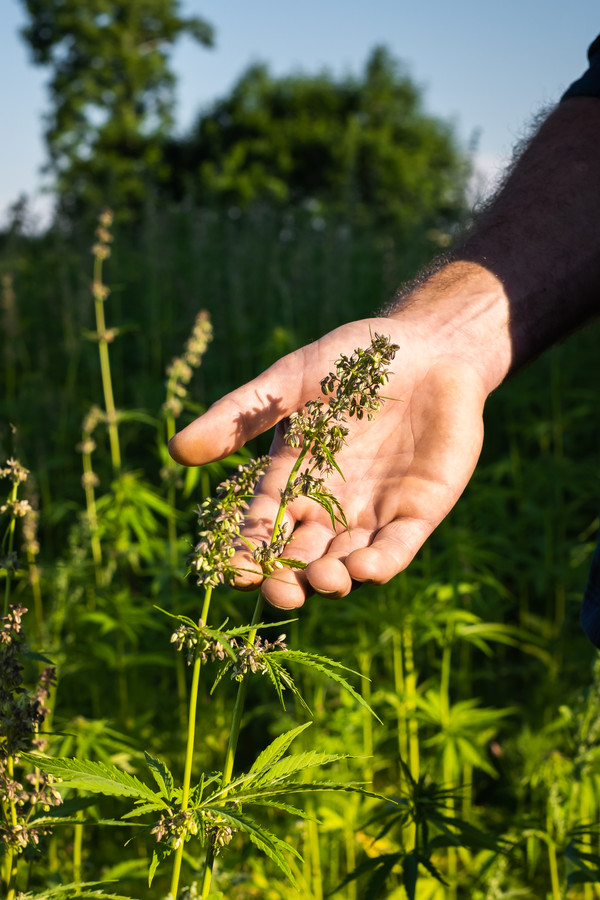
xmin=169 ymin=316 xmax=488 ymax=609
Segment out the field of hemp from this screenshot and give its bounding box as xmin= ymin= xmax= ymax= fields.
xmin=2 ymin=205 xmax=600 ymax=899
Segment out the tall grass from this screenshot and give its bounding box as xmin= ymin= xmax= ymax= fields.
xmin=1 ymin=202 xmax=600 ymax=897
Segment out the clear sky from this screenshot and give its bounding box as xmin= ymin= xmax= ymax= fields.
xmin=2 ymin=0 xmax=599 ymax=228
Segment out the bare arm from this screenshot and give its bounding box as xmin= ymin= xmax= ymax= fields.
xmin=169 ymin=97 xmax=600 ymax=609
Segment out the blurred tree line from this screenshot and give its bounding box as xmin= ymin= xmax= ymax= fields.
xmin=19 ymin=0 xmax=472 ymax=233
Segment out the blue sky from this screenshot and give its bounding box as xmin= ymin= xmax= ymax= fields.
xmin=2 ymin=0 xmax=599 ymax=227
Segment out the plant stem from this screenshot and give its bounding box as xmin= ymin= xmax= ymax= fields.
xmin=5 ymin=756 xmax=19 ymax=900
xmin=170 ymin=587 xmax=213 ymax=900
xmin=201 ymin=442 xmax=309 ymax=897
xmin=199 ymin=616 xmax=263 ymax=900
xmin=93 ymin=254 xmax=121 ymax=474
xmin=81 ymin=442 xmax=102 ymax=583
xmin=3 ymin=480 xmax=18 ymax=617
xmin=547 ymin=840 xmax=561 ymax=900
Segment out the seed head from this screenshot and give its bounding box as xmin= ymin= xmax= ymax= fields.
xmin=190 ymin=457 xmax=270 ymax=588
xmin=284 ymin=332 xmax=398 ymax=474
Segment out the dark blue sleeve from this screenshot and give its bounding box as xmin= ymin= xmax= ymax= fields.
xmin=581 ymin=539 xmax=600 ymax=648
xmin=562 ymin=35 xmax=600 ymax=100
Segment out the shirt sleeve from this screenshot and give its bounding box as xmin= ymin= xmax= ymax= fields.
xmin=562 ymin=35 xmax=600 ymax=100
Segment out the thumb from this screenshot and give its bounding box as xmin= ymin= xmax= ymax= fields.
xmin=168 ymin=348 xmax=308 ymax=466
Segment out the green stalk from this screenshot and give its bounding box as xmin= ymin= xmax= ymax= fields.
xmin=81 ymin=442 xmax=102 ymax=583
xmin=26 ymin=546 xmax=44 ymax=642
xmin=547 ymin=840 xmax=561 ymax=900
xmin=73 ymin=810 xmax=84 ymax=886
xmin=5 ymin=756 xmax=19 ymax=900
xmin=217 ymin=440 xmax=307 ymax=786
xmin=170 ymin=587 xmax=213 ymax=900
xmin=93 ymin=254 xmax=121 ymax=474
xmin=441 ymin=627 xmax=456 ymax=900
xmin=165 ymin=410 xmax=179 ymax=573
xmin=306 ymin=816 xmax=323 ymax=900
xmin=357 ymin=627 xmax=374 ymax=784
xmin=402 ymin=618 xmax=420 ymax=782
xmin=201 ymin=444 xmax=310 ymax=898
xmin=3 ymin=480 xmax=18 ymax=617
xmin=392 ymin=627 xmax=407 ymax=761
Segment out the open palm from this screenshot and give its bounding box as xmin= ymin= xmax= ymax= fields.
xmin=169 ymin=317 xmax=488 ymax=608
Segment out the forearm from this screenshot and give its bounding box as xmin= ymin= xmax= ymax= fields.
xmin=389 ymin=97 xmax=600 ymax=395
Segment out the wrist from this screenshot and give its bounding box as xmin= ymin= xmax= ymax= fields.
xmin=387 ymin=261 xmax=513 ymax=396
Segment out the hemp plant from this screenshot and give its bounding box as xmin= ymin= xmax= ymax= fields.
xmin=88 ymin=208 xmax=120 ymax=475
xmin=0 ymin=461 xmax=61 ymax=900
xmin=24 ymin=333 xmax=399 ymax=899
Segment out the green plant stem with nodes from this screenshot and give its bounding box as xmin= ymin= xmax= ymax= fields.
xmin=79 ymin=423 xmax=103 ymax=583
xmin=169 ymin=587 xmax=214 ymax=900
xmin=1 ymin=460 xmax=30 ymax=617
xmin=198 ymin=333 xmax=399 ymax=899
xmin=169 ymin=455 xmax=270 ymax=899
xmin=2 ymin=479 xmax=18 ymax=619
xmin=91 ymin=209 xmax=121 ymax=474
xmin=163 ymin=311 xmax=213 ymax=574
xmin=4 ymin=756 xmax=18 ymax=900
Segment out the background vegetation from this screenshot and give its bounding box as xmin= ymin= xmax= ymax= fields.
xmin=2 ymin=2 xmax=600 ymax=898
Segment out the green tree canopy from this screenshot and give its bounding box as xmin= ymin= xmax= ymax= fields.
xmin=20 ymin=0 xmax=213 ymax=218
xmin=163 ymin=46 xmax=471 ymax=235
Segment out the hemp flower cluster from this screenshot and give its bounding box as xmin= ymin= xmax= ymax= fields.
xmin=0 ymin=459 xmax=31 ymax=519
xmin=280 ymin=333 xmax=399 ymax=519
xmin=91 ymin=207 xmax=114 ymax=268
xmin=285 ymin=332 xmax=398 ymax=465
xmin=203 ymin=811 xmax=235 ymax=854
xmin=151 ymin=808 xmax=198 ymax=849
xmin=190 ymin=457 xmax=270 ymax=588
xmin=170 ymin=619 xmax=230 ymax=667
xmin=0 ymin=606 xmax=56 ymax=757
xmin=170 ymin=618 xmax=287 ymax=677
xmin=252 ymin=523 xmax=289 ymax=575
xmin=229 ymin=633 xmax=287 ymax=681
xmin=0 ymin=605 xmax=61 ymax=854
xmin=163 ymin=310 xmax=213 ymax=420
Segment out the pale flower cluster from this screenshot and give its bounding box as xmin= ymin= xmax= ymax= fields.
xmin=163 ymin=310 xmax=213 ymax=420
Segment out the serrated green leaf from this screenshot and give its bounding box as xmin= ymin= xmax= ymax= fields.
xmin=270 ymin=650 xmax=381 ymax=722
xmin=144 ymin=751 xmax=174 ymax=801
xmin=276 ymin=557 xmax=308 ymax=570
xmin=23 ymin=649 xmax=56 ymax=665
xmin=245 ymin=798 xmax=318 ymax=820
xmin=207 ymin=779 xmax=382 ymax=808
xmin=568 ymin=870 xmax=600 ymax=886
xmin=261 ymin=654 xmax=291 ymax=709
xmin=15 ymin=882 xmax=134 ymax=900
xmin=249 ymin=722 xmax=313 ymax=775
xmin=249 ymin=750 xmax=351 ymax=786
xmin=149 ymin=844 xmax=171 ymax=886
xmin=306 ymin=489 xmax=348 ymax=531
xmin=332 ymin=852 xmax=402 ymax=897
xmin=121 ymin=801 xmax=167 ymax=819
xmin=154 ymin=605 xmax=199 ymax=629
xmin=403 ymin=851 xmax=418 ymax=900
xmin=314 ymin=440 xmax=346 ymax=480
xmin=20 ymin=754 xmax=166 ymax=807
xmin=263 ymin=656 xmax=312 ymax=715
xmin=210 ymin=659 xmax=233 ymax=694
xmin=203 ymin=806 xmax=300 ymax=887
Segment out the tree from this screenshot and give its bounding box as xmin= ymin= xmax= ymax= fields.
xmin=163 ymin=47 xmax=471 ymax=235
xmin=20 ymin=0 xmax=213 ymax=219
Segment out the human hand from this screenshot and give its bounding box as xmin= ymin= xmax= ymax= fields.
xmin=169 ymin=315 xmax=489 ymax=609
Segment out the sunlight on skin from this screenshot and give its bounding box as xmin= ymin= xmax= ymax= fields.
xmin=169 ymin=317 xmax=489 ymax=610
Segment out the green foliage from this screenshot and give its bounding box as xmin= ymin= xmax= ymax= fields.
xmin=3 ymin=206 xmax=600 ymax=898
xmin=163 ymin=46 xmax=471 ymax=235
xmin=19 ymin=0 xmax=213 ymax=217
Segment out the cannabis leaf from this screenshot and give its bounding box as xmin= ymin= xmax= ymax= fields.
xmin=20 ymin=753 xmax=168 ymax=808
